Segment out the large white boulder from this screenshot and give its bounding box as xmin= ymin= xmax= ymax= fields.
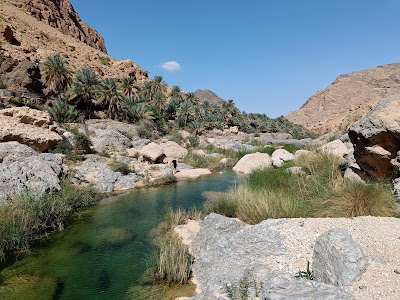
xmin=271 ymin=149 xmax=295 ymax=167
xmin=232 ymin=152 xmax=272 ymax=174
xmin=139 ymin=142 xmax=164 ymax=162
xmin=320 ymin=140 xmax=349 ymax=157
xmin=161 ymin=141 xmax=188 ymax=161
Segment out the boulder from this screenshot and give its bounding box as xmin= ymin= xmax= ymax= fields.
xmin=232 ymin=152 xmax=272 ymax=174
xmin=313 ymin=229 xmax=368 ymax=286
xmin=161 ymin=141 xmax=188 ymax=161
xmin=184 ymin=214 xmax=352 ymax=300
xmin=344 ymin=167 xmax=365 ymax=183
xmin=89 ymin=127 xmax=132 ymax=153
xmin=139 ymin=142 xmax=164 ymax=163
xmin=74 ymin=155 xmax=139 ymax=192
xmin=0 ymin=107 xmax=62 ymax=152
xmin=0 ymin=142 xmax=64 ymax=200
xmin=271 ymin=149 xmax=295 ymax=167
xmin=320 ymin=140 xmax=349 ymax=157
xmin=348 ymin=94 xmax=400 ymax=178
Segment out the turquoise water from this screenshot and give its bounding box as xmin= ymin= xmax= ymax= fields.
xmin=0 ymin=170 xmax=240 ymax=300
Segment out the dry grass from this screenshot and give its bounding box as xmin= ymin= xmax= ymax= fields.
xmin=313 ymin=180 xmax=397 ymax=217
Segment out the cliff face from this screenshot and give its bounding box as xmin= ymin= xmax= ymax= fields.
xmin=0 ymin=0 xmax=148 ymax=93
xmin=286 ymin=63 xmax=400 ymax=135
xmin=13 ymin=0 xmax=106 ymax=53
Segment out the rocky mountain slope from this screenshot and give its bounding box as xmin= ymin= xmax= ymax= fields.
xmin=194 ymin=89 xmax=226 ymax=106
xmin=0 ymin=0 xmax=148 ymax=93
xmin=286 ymin=63 xmax=400 ymax=134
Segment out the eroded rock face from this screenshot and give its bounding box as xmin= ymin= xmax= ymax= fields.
xmin=232 ymin=152 xmax=272 ymax=174
xmin=0 ymin=107 xmax=62 ymax=152
xmin=14 ymin=0 xmax=107 ymax=52
xmin=0 ymin=142 xmax=64 ymax=200
xmin=287 ymin=63 xmax=400 ymax=134
xmin=348 ymin=94 xmax=400 ymax=179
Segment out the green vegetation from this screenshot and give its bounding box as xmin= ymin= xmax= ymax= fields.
xmin=0 ymin=183 xmax=102 ymax=263
xmin=40 ymin=54 xmax=73 ymax=95
xmin=109 ymin=160 xmax=132 ymax=175
xmin=295 ymin=261 xmax=314 ymax=280
xmin=155 ymin=232 xmax=193 ymax=284
xmin=47 ymin=98 xmax=81 ymax=123
xmin=98 ymin=55 xmax=111 ymax=66
xmin=224 ymin=271 xmax=263 ymax=300
xmin=204 ymin=153 xmax=397 ymax=224
xmin=35 ymin=55 xmax=315 ymax=140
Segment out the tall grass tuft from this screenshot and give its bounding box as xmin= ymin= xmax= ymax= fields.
xmin=0 ymin=184 xmax=101 ymax=262
xmin=204 ymin=152 xmax=397 ymax=224
xmin=312 ymin=180 xmax=397 ymax=217
xmin=156 ymin=232 xmax=193 ymax=284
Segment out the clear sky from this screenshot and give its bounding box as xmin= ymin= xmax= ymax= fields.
xmin=69 ymin=0 xmax=400 ymax=118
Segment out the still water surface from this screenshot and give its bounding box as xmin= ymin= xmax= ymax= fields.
xmin=0 ymin=170 xmax=240 ymax=300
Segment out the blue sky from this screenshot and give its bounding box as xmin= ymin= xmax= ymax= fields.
xmin=70 ymin=0 xmax=400 ymax=117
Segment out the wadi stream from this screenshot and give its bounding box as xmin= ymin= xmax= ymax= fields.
xmin=0 ymin=170 xmax=240 ymax=300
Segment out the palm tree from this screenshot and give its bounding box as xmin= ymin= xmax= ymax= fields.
xmin=124 ymin=97 xmax=153 ymax=122
xmin=140 ymin=81 xmax=154 ymax=102
xmin=151 ymin=75 xmax=167 ymax=96
xmin=120 ymin=76 xmax=138 ymax=98
xmin=152 ymin=92 xmax=167 ymax=113
xmin=41 ymin=54 xmax=73 ymax=95
xmin=96 ymin=78 xmax=122 ymax=119
xmin=169 ymin=85 xmax=184 ymax=101
xmin=185 ymin=92 xmax=199 ymax=105
xmin=176 ymin=100 xmax=195 ymax=128
xmin=69 ymin=68 xmax=100 ymax=116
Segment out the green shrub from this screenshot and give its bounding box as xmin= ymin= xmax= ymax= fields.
xmin=73 ymin=131 xmax=92 ymax=154
xmin=110 ymin=161 xmax=132 ymax=175
xmin=48 ymin=99 xmax=81 ymax=123
xmin=184 ymin=152 xmax=221 ymax=169
xmin=49 ymin=141 xmax=73 ymax=155
xmin=98 ymin=56 xmax=111 ymax=66
xmin=137 ymin=120 xmax=158 ymax=139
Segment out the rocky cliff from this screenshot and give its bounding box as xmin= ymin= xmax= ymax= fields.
xmin=0 ymin=0 xmax=148 ymax=93
xmin=286 ymin=63 xmax=400 ymax=135
xmin=13 ymin=0 xmax=106 ymax=53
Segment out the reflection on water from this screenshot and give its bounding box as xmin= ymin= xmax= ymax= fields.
xmin=0 ymin=170 xmax=240 ymax=300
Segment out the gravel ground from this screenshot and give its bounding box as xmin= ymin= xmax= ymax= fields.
xmin=263 ymin=217 xmax=400 ymax=300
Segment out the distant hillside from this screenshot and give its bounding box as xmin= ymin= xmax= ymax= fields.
xmin=194 ymin=89 xmax=226 ymax=106
xmin=0 ymin=0 xmax=148 ymax=94
xmin=286 ymin=63 xmax=400 ymax=134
